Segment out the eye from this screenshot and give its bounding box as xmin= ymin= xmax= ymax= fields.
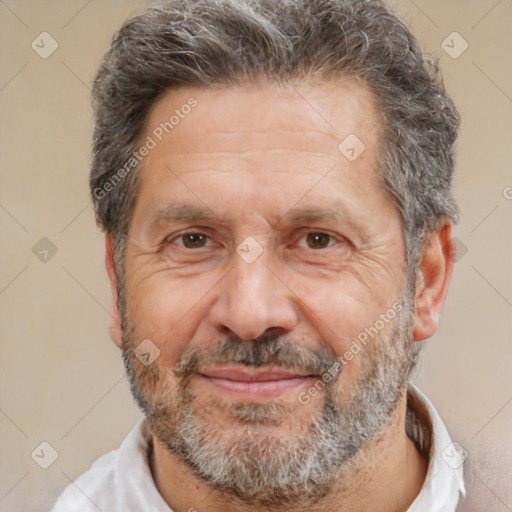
xmin=166 ymin=230 xmax=341 ymax=251
xmin=297 ymin=232 xmax=338 ymax=250
xmin=170 ymin=232 xmax=212 ymax=249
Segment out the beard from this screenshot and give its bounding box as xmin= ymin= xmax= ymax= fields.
xmin=120 ymin=289 xmax=417 ymax=508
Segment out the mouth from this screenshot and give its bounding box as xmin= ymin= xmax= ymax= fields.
xmin=197 ymin=365 xmax=317 ymax=399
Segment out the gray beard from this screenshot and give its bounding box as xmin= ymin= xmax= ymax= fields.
xmin=121 ymin=290 xmax=417 ymax=508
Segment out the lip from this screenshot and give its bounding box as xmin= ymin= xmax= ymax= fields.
xmin=201 ymin=365 xmax=314 ymax=381
xmin=198 ymin=365 xmax=316 ymax=398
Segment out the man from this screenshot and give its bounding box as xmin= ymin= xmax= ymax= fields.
xmin=52 ymin=0 xmax=466 ymax=510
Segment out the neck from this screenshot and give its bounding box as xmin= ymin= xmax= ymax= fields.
xmin=149 ymin=391 xmax=428 ymax=512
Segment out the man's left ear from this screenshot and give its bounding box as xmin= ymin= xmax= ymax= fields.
xmin=413 ymin=221 xmax=456 ymax=341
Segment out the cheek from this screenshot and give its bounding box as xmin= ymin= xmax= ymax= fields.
xmin=295 ymin=273 xmax=398 ymax=382
xmin=124 ymin=271 xmax=219 ymax=366
xmin=295 ymin=273 xmax=375 ymax=338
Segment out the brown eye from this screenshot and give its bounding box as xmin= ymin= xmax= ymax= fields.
xmin=179 ymin=233 xmax=209 ymax=248
xmin=305 ymin=232 xmax=334 ymax=249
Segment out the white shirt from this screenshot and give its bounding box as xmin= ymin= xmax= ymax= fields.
xmin=51 ymin=385 xmax=465 ymax=512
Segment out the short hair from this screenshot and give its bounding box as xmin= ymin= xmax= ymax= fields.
xmin=91 ymin=0 xmax=460 ymax=283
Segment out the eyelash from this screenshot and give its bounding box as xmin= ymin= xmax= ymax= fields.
xmin=167 ymin=230 xmax=342 ymax=250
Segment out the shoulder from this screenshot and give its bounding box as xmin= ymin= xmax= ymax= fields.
xmin=51 ymin=450 xmax=118 ymax=512
xmin=51 ymin=418 xmax=156 ymax=512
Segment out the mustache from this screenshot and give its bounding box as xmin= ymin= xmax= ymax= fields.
xmin=173 ymin=333 xmax=340 ymax=380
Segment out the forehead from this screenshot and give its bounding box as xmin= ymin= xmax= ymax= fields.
xmin=130 ymin=79 xmax=391 ymax=233
xmin=143 ymin=79 xmax=380 ymax=155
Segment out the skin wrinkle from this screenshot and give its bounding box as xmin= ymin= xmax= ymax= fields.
xmin=122 ymin=305 xmax=416 ymax=508
xmin=142 ymin=200 xmax=374 ymax=247
xmin=89 ymin=2 xmax=462 ymax=510
xmin=92 ymin=0 xmax=460 ymax=279
xmin=102 ymin=82 xmax=445 ymax=511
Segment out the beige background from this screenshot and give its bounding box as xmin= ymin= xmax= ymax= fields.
xmin=1 ymin=1 xmax=511 ymax=511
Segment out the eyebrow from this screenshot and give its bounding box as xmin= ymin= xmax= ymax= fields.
xmin=150 ymin=203 xmax=220 ymax=226
xmin=284 ymin=207 xmax=363 ymax=232
xmin=145 ymin=201 xmax=368 ymax=239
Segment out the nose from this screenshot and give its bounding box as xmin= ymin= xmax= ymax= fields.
xmin=207 ymin=253 xmax=299 ymax=341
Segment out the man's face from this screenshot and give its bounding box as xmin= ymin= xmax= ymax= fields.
xmin=118 ymin=81 xmax=415 ymax=505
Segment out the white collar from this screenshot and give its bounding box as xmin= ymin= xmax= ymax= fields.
xmin=406 ymin=385 xmax=466 ymax=511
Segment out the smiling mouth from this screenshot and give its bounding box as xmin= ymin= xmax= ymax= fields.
xmin=198 ymin=365 xmax=317 ymax=398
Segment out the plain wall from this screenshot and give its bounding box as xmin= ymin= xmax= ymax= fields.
xmin=1 ymin=1 xmax=511 ymax=511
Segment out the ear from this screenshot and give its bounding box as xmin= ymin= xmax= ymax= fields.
xmin=105 ymin=234 xmax=123 ymax=349
xmin=413 ymin=221 xmax=456 ymax=342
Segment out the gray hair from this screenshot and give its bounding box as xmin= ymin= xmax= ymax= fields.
xmin=90 ymin=0 xmax=460 ymax=284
